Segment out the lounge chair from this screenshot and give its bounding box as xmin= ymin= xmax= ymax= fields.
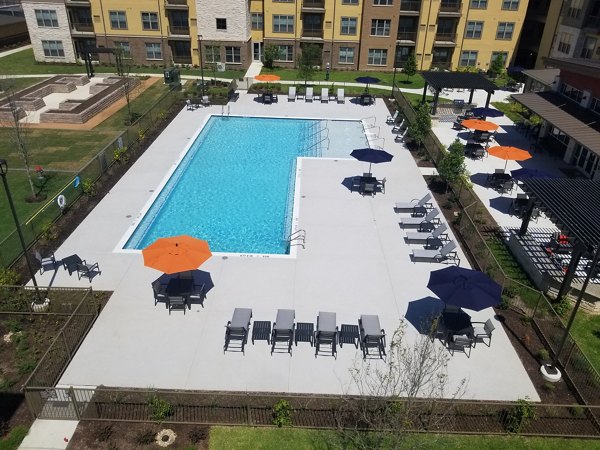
xmin=358 ymin=315 xmax=386 ymax=359
xmin=412 ymin=241 xmax=460 ymax=265
xmin=201 ymin=95 xmax=210 ymax=107
xmin=386 ymin=110 xmax=399 ymax=124
xmin=321 ymin=88 xmax=329 ymax=103
xmin=395 ymin=128 xmax=409 ymax=143
xmin=391 ymin=119 xmax=405 ymax=133
xmin=472 ymin=319 xmax=495 ymax=347
xmin=399 ymin=207 xmax=440 ymax=228
xmin=405 ymin=223 xmax=448 ymax=243
xmin=271 ymin=309 xmax=295 ymax=355
xmin=336 ymin=88 xmax=345 ymax=103
xmin=288 ymin=86 xmax=296 ymax=101
xmin=224 ymin=308 xmax=252 ymax=354
xmin=395 ymin=193 xmax=432 ymax=212
xmin=314 ymin=312 xmax=338 ymax=358
xmin=35 ymin=251 xmax=56 ymax=275
xmin=305 ymin=87 xmax=314 ymax=102
xmin=76 ymin=260 xmax=101 ymax=282
xmin=447 ymin=334 xmax=473 ymax=357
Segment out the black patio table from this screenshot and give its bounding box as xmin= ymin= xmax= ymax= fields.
xmin=488 ymin=172 xmax=512 ymax=188
xmin=166 ymin=278 xmax=193 ymax=297
xmin=441 ymin=310 xmax=473 ymax=338
xmin=360 ymin=93 xmax=373 ymax=105
xmin=62 ymin=254 xmax=82 ymax=276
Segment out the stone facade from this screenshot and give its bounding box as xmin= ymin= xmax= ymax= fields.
xmin=22 ymin=1 xmax=76 ymax=63
xmin=196 ymin=0 xmax=251 ymax=42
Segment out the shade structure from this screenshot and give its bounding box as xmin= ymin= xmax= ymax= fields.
xmin=427 ymin=266 xmax=502 ymax=312
xmin=355 ymin=76 xmax=380 ymax=92
xmin=405 ymin=297 xmax=445 ymax=334
xmin=488 ymin=146 xmax=532 ymax=170
xmin=350 ymin=147 xmax=393 ymax=173
xmin=470 ymin=107 xmax=504 ymax=118
xmin=511 ymin=168 xmax=558 ymax=180
xmin=254 ymin=74 xmax=281 ymax=82
xmin=461 ymin=119 xmax=499 ymax=132
xmin=143 ymin=235 xmax=212 ymax=274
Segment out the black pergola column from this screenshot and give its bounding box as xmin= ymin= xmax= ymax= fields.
xmin=485 ymin=91 xmax=492 ymax=108
xmin=468 ymin=88 xmax=475 ymax=104
xmin=432 ymin=89 xmax=440 ymax=115
xmin=422 ymin=82 xmax=428 ymax=104
xmin=518 ymin=201 xmax=535 ymax=236
xmin=555 ymin=243 xmax=586 ymax=302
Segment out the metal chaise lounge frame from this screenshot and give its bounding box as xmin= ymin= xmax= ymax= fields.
xmin=271 ymin=309 xmax=296 ymax=355
xmin=412 ymin=241 xmax=460 ymax=265
xmin=399 ymin=207 xmax=440 ymax=228
xmin=305 ymin=87 xmax=314 ymax=102
xmin=336 ymin=88 xmax=345 ymax=103
xmin=405 ymin=223 xmax=448 ymax=243
xmin=358 ymin=315 xmax=386 ymax=359
xmin=395 ymin=193 xmax=432 ymax=212
xmin=314 ymin=311 xmax=338 ymax=358
xmin=224 ymin=308 xmax=253 ymax=354
xmin=288 ymin=86 xmax=296 ymax=101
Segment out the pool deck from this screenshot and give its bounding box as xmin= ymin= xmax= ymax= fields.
xmin=36 ymin=91 xmax=539 ymax=401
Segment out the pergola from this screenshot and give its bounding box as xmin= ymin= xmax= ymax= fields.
xmin=518 ymin=178 xmax=600 ymax=301
xmin=420 ymin=71 xmax=497 ymax=114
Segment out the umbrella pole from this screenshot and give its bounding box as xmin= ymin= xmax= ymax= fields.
xmin=368 ymin=162 xmax=372 ymax=174
xmin=504 ymin=159 xmax=508 ymax=171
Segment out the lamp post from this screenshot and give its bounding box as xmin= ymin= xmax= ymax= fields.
xmin=0 ymin=159 xmax=41 ymax=302
xmin=392 ymin=67 xmax=397 ymax=91
xmin=199 ymin=35 xmax=205 ymax=97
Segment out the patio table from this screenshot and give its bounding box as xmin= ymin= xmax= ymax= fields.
xmin=339 ymin=324 xmax=359 ymax=348
xmin=295 ymin=322 xmax=314 ymax=346
xmin=62 ymin=254 xmax=82 ymax=276
xmin=166 ymin=278 xmax=193 ymax=296
xmin=252 ymin=321 xmax=271 ymax=344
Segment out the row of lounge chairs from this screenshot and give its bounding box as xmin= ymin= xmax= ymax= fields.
xmin=224 ymin=308 xmax=386 ymax=359
xmin=394 ymin=194 xmax=460 ymax=265
xmin=288 ymin=86 xmax=345 ymax=103
xmin=386 ymin=110 xmax=409 ymax=142
xmin=185 ymin=96 xmax=210 ymax=110
xmin=34 ymin=251 xmax=101 ymax=282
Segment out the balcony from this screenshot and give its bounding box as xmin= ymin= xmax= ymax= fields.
xmin=400 ymin=0 xmax=421 ymax=14
xmin=70 ymin=22 xmax=94 ymax=34
xmin=584 ymin=15 xmax=600 ymax=30
xmin=168 ymin=25 xmax=190 ymax=36
xmin=302 ymin=28 xmax=324 ymax=39
xmin=173 ymin=55 xmax=192 ymax=65
xmin=439 ymin=1 xmax=461 ymax=15
xmin=431 ymin=61 xmax=451 ymax=70
xmin=65 ymin=0 xmax=90 ymax=4
xmin=397 ymin=30 xmax=417 ymax=41
xmin=165 ymin=0 xmax=189 ymax=10
xmin=434 ymin=33 xmax=456 ymax=44
xmin=302 ymin=0 xmax=325 ymax=10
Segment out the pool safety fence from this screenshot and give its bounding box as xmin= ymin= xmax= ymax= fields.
xmin=393 ymin=85 xmax=600 ymax=411
xmin=21 ymin=386 xmax=600 ymax=437
xmin=0 ymin=86 xmax=182 ymax=269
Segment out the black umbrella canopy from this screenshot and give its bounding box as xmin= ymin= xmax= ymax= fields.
xmin=470 ymin=107 xmax=504 ymax=118
xmin=405 ymin=297 xmax=445 ymax=334
xmin=351 ymin=148 xmax=393 ymax=173
xmin=355 ymin=76 xmax=381 ymax=92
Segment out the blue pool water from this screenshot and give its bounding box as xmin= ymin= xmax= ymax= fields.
xmin=125 ymin=116 xmax=365 ymax=254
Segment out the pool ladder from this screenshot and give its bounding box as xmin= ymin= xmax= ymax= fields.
xmin=221 ymin=105 xmax=230 ymax=116
xmin=287 ymin=229 xmax=306 ymax=249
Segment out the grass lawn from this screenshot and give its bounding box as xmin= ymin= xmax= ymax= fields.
xmin=209 ymin=426 xmax=600 ymax=449
xmin=491 ymin=101 xmax=523 ymax=123
xmin=0 ymin=77 xmax=51 ymax=94
xmin=571 ymin=313 xmax=600 ymax=372
xmin=0 ymin=426 xmax=28 ymax=450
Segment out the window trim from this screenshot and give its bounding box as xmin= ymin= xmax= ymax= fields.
xmin=109 ymin=11 xmax=127 ymax=30
xmin=470 ymin=0 xmax=488 ymax=9
xmin=459 ymin=50 xmax=478 ymax=67
xmin=225 ymin=46 xmax=241 ymax=64
xmin=370 ymin=19 xmax=391 ymax=36
xmin=373 ymin=0 xmax=393 ymax=5
xmin=42 ymin=40 xmax=65 ymax=57
xmin=272 ymin=15 xmax=294 ymax=33
xmin=340 ymin=16 xmax=357 ymax=35
xmin=251 ymin=13 xmax=263 ymax=31
xmin=216 ymin=17 xmax=227 ymax=31
xmin=275 ymin=45 xmax=294 ymax=62
xmin=367 ymin=48 xmax=388 ymax=66
xmin=35 ymin=9 xmax=59 ymax=28
xmin=465 ymin=21 xmax=483 ymax=39
xmin=205 ymin=45 xmax=221 ymax=63
xmin=141 ymin=12 xmax=159 ymax=31
xmin=496 ymin=22 xmax=514 ymax=40
xmin=501 ymin=0 xmax=519 ymax=10
xmin=339 ymin=46 xmax=355 ymax=64
xmin=145 ymin=42 xmax=163 ymax=60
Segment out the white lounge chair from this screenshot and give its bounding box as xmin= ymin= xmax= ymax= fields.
xmin=412 ymin=241 xmax=460 ymax=265
xmin=386 ymin=110 xmax=399 ymax=124
xmin=336 ymin=88 xmax=345 ymax=103
xmin=399 ymin=208 xmax=439 ymax=228
xmin=395 ymin=128 xmax=409 ymax=143
xmin=321 ymin=88 xmax=329 ymax=103
xmin=405 ymin=223 xmax=448 ymax=243
xmin=305 ymin=87 xmax=314 ymax=102
xmin=201 ymin=95 xmax=210 ymax=106
xmin=288 ymin=86 xmax=296 ymax=102
xmin=395 ymin=193 xmax=432 ymax=212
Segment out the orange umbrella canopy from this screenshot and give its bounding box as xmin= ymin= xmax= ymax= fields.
xmin=461 ymin=119 xmax=499 ymax=132
xmin=142 ymin=235 xmax=212 ymax=274
xmin=254 ymin=74 xmax=281 ymax=82
xmin=487 ymin=146 xmax=532 ymax=162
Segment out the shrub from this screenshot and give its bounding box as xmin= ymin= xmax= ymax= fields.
xmin=113 ymin=146 xmax=128 ymax=164
xmin=542 ymin=382 xmax=556 ymax=392
xmin=0 ymin=268 xmax=19 ymax=285
xmin=537 ymin=348 xmax=550 ymax=363
xmin=188 ymin=426 xmax=209 ymax=443
xmin=569 ymin=405 xmax=585 ymax=417
xmin=552 ymin=297 xmax=570 ymax=317
xmin=93 ymin=424 xmax=113 ymax=442
xmin=272 ymin=399 xmax=293 ymax=427
xmin=505 ymin=398 xmax=536 ymax=433
xmin=41 ymin=222 xmax=58 ymax=241
xmin=148 ymin=393 xmax=174 ymax=422
xmin=82 ymin=178 xmax=97 ymax=197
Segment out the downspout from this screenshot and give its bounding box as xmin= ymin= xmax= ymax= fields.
xmin=457 ymin=0 xmax=471 ymax=68
xmin=357 ymin=0 xmax=365 ymax=69
xmin=158 ymin=0 xmax=167 ymax=67
xmin=420 ymin=0 xmax=434 ymax=70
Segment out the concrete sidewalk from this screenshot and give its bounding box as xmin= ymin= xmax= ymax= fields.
xmin=18 ymin=419 xmax=78 ymax=450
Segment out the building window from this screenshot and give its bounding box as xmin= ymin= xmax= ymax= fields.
xmin=580 ymin=36 xmax=597 ymax=59
xmin=113 ymin=41 xmax=131 ymax=58
xmin=35 ymin=9 xmax=59 ymax=27
xmin=42 ymin=40 xmax=64 ymax=57
xmin=591 ymin=97 xmax=600 ymax=115
xmin=251 ymin=13 xmax=263 ymax=30
xmin=371 ymin=19 xmax=391 ymax=36
xmin=471 ymin=0 xmax=487 ymax=8
xmin=367 ymin=48 xmax=387 ymax=65
xmin=276 ymin=45 xmax=293 ymax=61
xmin=465 ymin=21 xmax=483 ymax=39
xmin=225 ymin=46 xmax=241 ymax=63
xmin=490 ymin=51 xmax=508 ymax=66
xmin=342 ymin=0 xmax=359 ymax=3
xmin=557 ymin=32 xmax=572 ymax=54
xmin=567 ymin=0 xmax=583 ymax=18
xmin=205 ymin=45 xmax=220 ymax=63
xmin=109 ymin=11 xmax=127 ymax=29
xmin=496 ymin=22 xmax=514 ymax=40
xmin=273 ymin=15 xmax=294 ymax=33
xmin=502 ymin=0 xmax=519 ymax=10
xmin=145 ymin=43 xmax=162 ymax=60
xmin=549 ymin=126 xmax=569 ymax=144
xmin=273 ymin=0 xmax=294 ymax=2
xmin=141 ymin=12 xmax=159 ymax=30
xmin=339 ymin=46 xmax=355 ymax=63
xmin=373 ymin=0 xmax=393 ymax=4
xmin=559 ymin=82 xmax=583 ymax=103
xmin=216 ymin=18 xmax=227 ymax=30
xmin=340 ymin=17 xmax=357 ymax=35
xmin=460 ymin=50 xmax=478 ymax=66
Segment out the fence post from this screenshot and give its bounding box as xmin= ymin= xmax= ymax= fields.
xmin=69 ymin=386 xmax=81 ymax=419
xmin=532 ymin=292 xmax=542 ymax=319
xmin=62 ymin=330 xmax=72 ymax=360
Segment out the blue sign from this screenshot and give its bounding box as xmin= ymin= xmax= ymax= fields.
xmin=73 ymin=176 xmax=80 ymax=188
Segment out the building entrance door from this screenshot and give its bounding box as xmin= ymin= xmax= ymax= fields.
xmin=253 ymin=42 xmax=262 ymax=61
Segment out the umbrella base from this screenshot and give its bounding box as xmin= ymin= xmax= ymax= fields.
xmin=540 ymin=364 xmax=562 ymax=383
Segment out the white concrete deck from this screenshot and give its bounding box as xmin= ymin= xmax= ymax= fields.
xmin=35 ymin=91 xmax=538 ymax=401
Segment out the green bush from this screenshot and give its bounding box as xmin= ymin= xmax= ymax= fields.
xmin=82 ymin=178 xmax=96 ymax=197
xmin=505 ymin=398 xmax=536 ymax=433
xmin=148 ymin=393 xmax=173 ymax=422
xmin=537 ymin=348 xmax=550 ymax=363
xmin=0 ymin=268 xmax=19 ymax=286
xmin=272 ymin=399 xmax=293 ymax=427
xmin=552 ymin=297 xmax=570 ymax=317
xmin=41 ymin=222 xmax=58 ymax=241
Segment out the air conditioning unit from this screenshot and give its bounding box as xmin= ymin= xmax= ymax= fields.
xmin=216 ymin=62 xmax=226 ymax=72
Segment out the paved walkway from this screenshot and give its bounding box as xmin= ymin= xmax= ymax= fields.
xmin=18 ymin=419 xmax=77 ymax=450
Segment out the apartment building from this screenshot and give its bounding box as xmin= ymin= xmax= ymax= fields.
xmin=22 ymin=0 xmax=527 ymax=72
xmin=550 ymin=0 xmax=600 ymax=61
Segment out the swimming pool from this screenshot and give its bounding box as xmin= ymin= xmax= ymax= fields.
xmin=124 ymin=116 xmax=367 ymax=254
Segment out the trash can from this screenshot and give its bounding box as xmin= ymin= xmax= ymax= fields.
xmin=163 ymin=68 xmax=180 ymax=84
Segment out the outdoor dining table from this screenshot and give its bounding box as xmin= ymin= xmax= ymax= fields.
xmin=360 ymin=93 xmax=373 ymax=105
xmin=166 ymin=278 xmax=194 ymax=297
xmin=359 ymin=176 xmax=377 ymax=195
xmin=441 ymin=309 xmax=473 ymax=338
xmin=488 ymin=172 xmax=512 ymax=187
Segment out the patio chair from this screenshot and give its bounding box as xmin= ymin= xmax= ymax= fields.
xmin=201 ymin=95 xmax=210 ymax=107
xmin=186 ymin=99 xmax=194 ymax=111
xmin=288 ymin=86 xmax=296 ymax=102
xmin=358 ymin=315 xmax=386 ymax=359
xmin=224 ymin=308 xmax=253 ymax=354
xmin=386 ymin=110 xmax=399 ymax=124
xmin=391 ymin=119 xmax=405 ymax=133
xmin=412 ymin=241 xmax=460 ymax=265
xmin=305 ymin=87 xmax=314 ymax=102
xmin=321 ymin=88 xmax=329 ymax=103
xmin=399 ymin=207 xmax=440 ymax=228
xmin=271 ymin=309 xmax=295 ymax=355
xmin=471 ymin=319 xmax=495 ymax=347
xmin=167 ymin=295 xmax=186 ymax=315
xmin=447 ymin=334 xmax=473 ymax=357
xmin=188 ymin=282 xmax=206 ymax=308
xmin=75 ymin=260 xmax=101 ymax=282
xmin=498 ymin=180 xmax=514 ymax=194
xmin=35 ymin=250 xmax=57 ymax=275
xmin=152 ymin=280 xmax=168 ymax=308
xmin=336 ymin=88 xmax=345 ymax=103
xmin=395 ymin=193 xmax=432 ymax=212
xmin=395 ymin=128 xmax=409 ymax=143
xmin=262 ymin=92 xmax=272 ymax=104
xmin=405 ymin=223 xmax=448 ymax=244
xmin=376 ymin=177 xmax=386 ymax=194
xmin=314 ymin=312 xmax=338 ymax=358
xmin=361 ymin=181 xmax=376 ymax=197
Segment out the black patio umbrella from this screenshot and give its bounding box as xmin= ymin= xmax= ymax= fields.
xmin=350 ymin=147 xmax=393 ymax=174
xmin=355 ymin=76 xmax=381 ymax=92
xmin=405 ymin=297 xmax=445 ymax=334
xmin=470 ymin=107 xmax=504 ymax=118
xmin=511 ymin=168 xmax=559 ymax=180
xmin=427 ymin=266 xmax=502 ymax=312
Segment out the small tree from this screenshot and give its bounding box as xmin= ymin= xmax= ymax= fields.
xmin=438 ymin=139 xmax=468 ymax=192
xmin=297 ymin=44 xmax=321 ymax=91
xmin=489 ymin=53 xmax=505 ymax=78
xmin=408 ymin=102 xmax=432 ymax=152
xmin=263 ymin=45 xmax=281 ymax=69
xmin=403 ymin=52 xmax=417 ymax=82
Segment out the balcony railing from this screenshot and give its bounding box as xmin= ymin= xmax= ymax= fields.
xmin=166 ymin=0 xmax=188 ymax=5
xmin=431 ymin=61 xmax=451 ymax=70
xmin=169 ymin=25 xmax=190 ymax=35
xmin=585 ymin=15 xmax=600 ymax=28
xmin=302 ymin=28 xmax=323 ymax=38
xmin=70 ymin=22 xmax=94 ymax=32
xmin=439 ymin=1 xmax=461 ymax=13
xmin=397 ymin=30 xmax=417 ymax=41
xmin=65 ymin=0 xmax=90 ymax=4
xmin=302 ymin=0 xmax=325 ymax=8
xmin=400 ymin=0 xmax=421 ymax=11
xmin=173 ymin=55 xmax=192 ymax=64
xmin=434 ymin=33 xmax=456 ymax=42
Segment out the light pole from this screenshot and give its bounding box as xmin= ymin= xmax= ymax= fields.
xmin=392 ymin=67 xmax=397 ymax=91
xmin=0 ymin=159 xmax=41 ymax=302
xmin=199 ymin=35 xmax=205 ymax=97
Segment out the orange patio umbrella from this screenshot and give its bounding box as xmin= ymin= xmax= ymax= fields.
xmin=254 ymin=74 xmax=281 ymax=82
xmin=488 ymin=146 xmax=532 ymax=170
xmin=461 ymin=119 xmax=499 ymax=132
xmin=143 ymin=235 xmax=212 ymax=274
